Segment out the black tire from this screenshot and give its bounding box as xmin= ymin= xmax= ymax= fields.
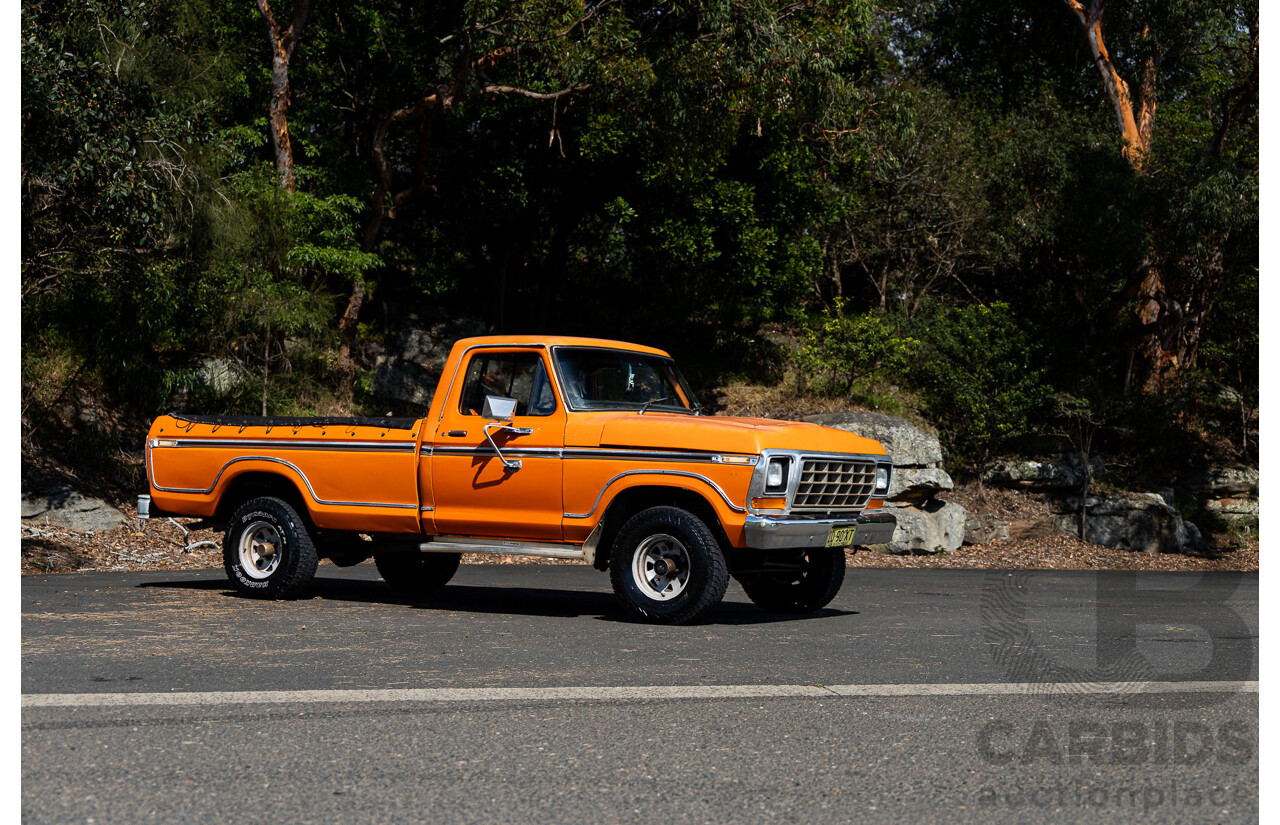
xmin=223 ymin=496 xmax=319 ymax=599
xmin=736 ymin=547 xmax=846 ymax=614
xmin=609 ymin=506 xmax=729 ymax=624
xmin=374 ymin=550 xmax=461 ymax=594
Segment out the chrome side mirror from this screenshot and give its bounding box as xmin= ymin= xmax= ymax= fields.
xmin=482 ymin=395 xmax=518 ymax=422
xmin=479 ymin=395 xmax=531 ymax=471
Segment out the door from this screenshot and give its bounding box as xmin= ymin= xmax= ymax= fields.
xmin=430 ymin=348 xmax=565 ymax=541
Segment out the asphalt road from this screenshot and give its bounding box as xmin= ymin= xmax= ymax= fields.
xmin=22 ymin=564 xmax=1258 ymax=824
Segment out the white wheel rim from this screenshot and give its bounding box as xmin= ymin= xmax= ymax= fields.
xmin=631 ymin=533 xmax=690 ymax=601
xmin=239 ymin=520 xmax=282 ymax=580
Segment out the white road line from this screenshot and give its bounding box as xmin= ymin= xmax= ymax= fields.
xmin=21 ymin=680 xmax=1258 ymax=708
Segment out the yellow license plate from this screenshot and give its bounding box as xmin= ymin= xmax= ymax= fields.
xmin=825 ymin=526 xmax=859 ymax=548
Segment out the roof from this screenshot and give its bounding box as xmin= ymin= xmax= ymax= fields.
xmin=450 ymin=335 xmax=671 ymax=357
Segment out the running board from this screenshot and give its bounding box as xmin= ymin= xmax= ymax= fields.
xmin=420 ymin=522 xmax=603 ymax=564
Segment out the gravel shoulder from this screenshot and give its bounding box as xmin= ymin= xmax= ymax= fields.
xmin=21 ymin=507 xmax=1257 ymax=576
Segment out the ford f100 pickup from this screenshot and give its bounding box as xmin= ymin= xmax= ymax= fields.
xmin=139 ymin=336 xmax=895 ymax=623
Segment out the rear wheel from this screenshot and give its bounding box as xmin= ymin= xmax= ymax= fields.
xmin=736 ymin=547 xmax=846 ymax=614
xmin=609 ymin=506 xmax=729 ymax=624
xmin=374 ymin=550 xmax=461 ymax=594
xmin=223 ymin=497 xmax=319 ymax=599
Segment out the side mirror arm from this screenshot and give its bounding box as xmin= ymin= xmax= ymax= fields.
xmin=482 ymin=422 xmax=533 ymax=471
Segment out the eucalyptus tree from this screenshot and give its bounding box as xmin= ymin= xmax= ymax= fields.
xmin=277 ymin=0 xmax=883 ymax=382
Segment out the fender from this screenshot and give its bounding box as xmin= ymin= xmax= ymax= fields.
xmin=562 ymin=469 xmax=749 ymax=546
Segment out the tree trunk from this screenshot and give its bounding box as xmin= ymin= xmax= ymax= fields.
xmin=1063 ymin=1 xmax=1153 ymax=168
xmin=333 ymin=94 xmax=444 ymax=393
xmin=255 ymin=0 xmax=312 ymax=192
xmin=1063 ymin=1 xmax=1182 ymax=391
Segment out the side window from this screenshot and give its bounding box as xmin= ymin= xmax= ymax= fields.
xmin=459 ymin=352 xmax=556 ymax=417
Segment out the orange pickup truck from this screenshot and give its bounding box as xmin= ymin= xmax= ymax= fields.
xmin=139 ymin=336 xmax=895 ymax=623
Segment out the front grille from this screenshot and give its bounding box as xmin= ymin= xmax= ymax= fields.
xmin=792 ymin=458 xmax=876 ymax=511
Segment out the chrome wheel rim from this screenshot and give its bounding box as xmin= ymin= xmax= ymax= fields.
xmin=631 ymin=533 xmax=690 ymax=601
xmin=238 ymin=520 xmax=282 ymax=580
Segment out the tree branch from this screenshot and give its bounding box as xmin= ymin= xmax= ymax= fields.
xmin=479 ymin=84 xmax=586 ymax=101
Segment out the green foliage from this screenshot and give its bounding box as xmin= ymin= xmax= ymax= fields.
xmin=795 ymin=300 xmax=920 ymax=395
xmin=796 ymin=301 xmax=1050 ymax=466
xmin=908 ymin=302 xmax=1050 ymax=463
xmin=19 ymin=0 xmax=1257 ymax=496
xmin=22 ymin=0 xmax=212 ymax=289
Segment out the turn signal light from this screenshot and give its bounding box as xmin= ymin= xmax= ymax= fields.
xmin=751 ymin=497 xmax=788 ymax=510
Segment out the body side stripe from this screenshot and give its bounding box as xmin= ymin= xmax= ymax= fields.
xmin=563 ymin=469 xmax=746 ymax=519
xmin=149 ymin=455 xmax=417 ymax=510
xmin=162 ymin=439 xmax=416 ymax=453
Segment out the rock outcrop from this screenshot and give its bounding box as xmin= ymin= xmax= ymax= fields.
xmin=982 ymin=454 xmax=1104 ymax=489
xmin=1179 ymin=465 xmax=1259 ymax=529
xmin=22 ymin=486 xmax=130 ymax=533
xmin=806 ymin=412 xmax=964 ymax=554
xmin=1050 ymin=492 xmax=1207 ymax=554
xmin=372 ymin=312 xmax=487 ymax=407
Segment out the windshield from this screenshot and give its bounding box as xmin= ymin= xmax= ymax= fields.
xmin=552 ymin=347 xmax=702 ymax=414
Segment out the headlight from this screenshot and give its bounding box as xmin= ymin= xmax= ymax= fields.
xmin=873 ymin=464 xmax=891 ymax=495
xmin=765 ymin=457 xmax=790 ymax=493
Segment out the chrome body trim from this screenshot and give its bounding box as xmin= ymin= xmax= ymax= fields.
xmin=743 ymin=512 xmax=897 ymax=550
xmin=151 ymin=438 xmax=417 ymax=453
xmin=420 ymin=536 xmax=585 ymax=560
xmin=427 ymin=444 xmax=733 ymax=464
xmin=148 ymin=454 xmax=418 ymax=510
xmin=563 ymin=469 xmax=746 ymax=519
xmin=564 ymin=448 xmax=729 ymax=463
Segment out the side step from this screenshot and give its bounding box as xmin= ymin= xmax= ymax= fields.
xmin=420 ymin=522 xmax=604 ymax=564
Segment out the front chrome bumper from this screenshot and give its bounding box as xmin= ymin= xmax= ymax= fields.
xmin=743 ymin=512 xmax=897 ymax=550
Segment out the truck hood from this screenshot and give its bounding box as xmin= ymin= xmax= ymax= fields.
xmin=567 ymin=412 xmax=889 ymax=458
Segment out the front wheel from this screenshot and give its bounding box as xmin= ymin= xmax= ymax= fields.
xmin=223 ymin=497 xmax=319 ymax=599
xmin=735 ymin=547 xmax=846 ymax=614
xmin=609 ymin=506 xmax=729 ymax=624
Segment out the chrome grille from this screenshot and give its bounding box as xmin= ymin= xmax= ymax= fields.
xmin=792 ymin=458 xmax=876 ymax=511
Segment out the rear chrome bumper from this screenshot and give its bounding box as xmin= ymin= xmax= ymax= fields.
xmin=743 ymin=512 xmax=897 ymax=550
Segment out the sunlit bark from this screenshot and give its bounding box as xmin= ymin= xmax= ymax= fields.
xmin=255 ymin=0 xmax=312 ymax=192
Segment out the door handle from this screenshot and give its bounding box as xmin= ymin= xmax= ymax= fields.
xmin=446 ymin=430 xmax=467 ymax=437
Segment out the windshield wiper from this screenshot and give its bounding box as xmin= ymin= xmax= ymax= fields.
xmin=637 ymin=396 xmax=669 ymax=415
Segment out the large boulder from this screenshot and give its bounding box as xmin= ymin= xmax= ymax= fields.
xmin=807 ymin=412 xmax=964 ymax=552
xmin=1179 ymin=465 xmax=1258 ymax=500
xmin=195 ymin=358 xmax=249 ymax=394
xmin=22 ymin=486 xmax=129 ymax=533
xmin=805 ymin=412 xmax=943 ymax=468
xmin=868 ymin=499 xmax=967 ymax=555
xmin=983 ymin=454 xmax=1104 ymax=489
xmin=1051 ymin=492 xmax=1206 ymax=554
xmin=372 ymin=313 xmax=486 ymax=406
xmin=1205 ymin=498 xmax=1259 ymax=519
xmin=887 ymin=467 xmax=954 ymax=502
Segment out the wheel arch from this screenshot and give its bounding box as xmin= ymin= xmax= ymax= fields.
xmin=591 ymin=484 xmax=733 ymax=571
xmin=215 ymin=468 xmax=312 ymax=525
